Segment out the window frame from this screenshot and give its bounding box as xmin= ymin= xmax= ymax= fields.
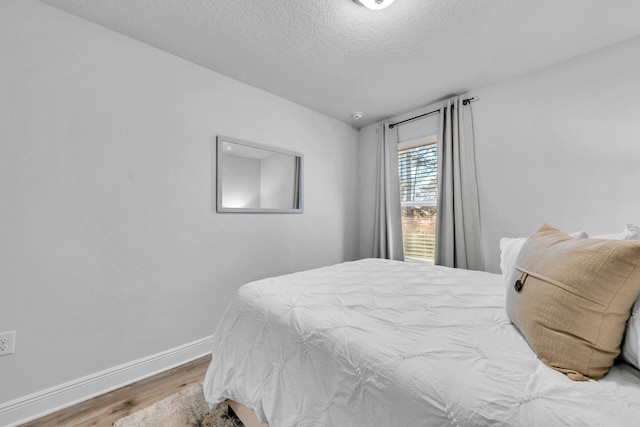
xmin=397 ymin=134 xmax=438 ymax=263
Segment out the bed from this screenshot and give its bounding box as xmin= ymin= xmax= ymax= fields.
xmin=203 ymin=241 xmax=640 ymax=426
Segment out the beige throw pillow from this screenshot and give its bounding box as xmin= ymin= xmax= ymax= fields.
xmin=506 ymin=224 xmax=640 ymax=380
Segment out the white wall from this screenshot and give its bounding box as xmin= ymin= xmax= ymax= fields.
xmin=358 ymin=35 xmax=640 ymax=272
xmin=471 ymin=35 xmax=640 ymax=272
xmin=0 ymin=0 xmax=358 ymax=404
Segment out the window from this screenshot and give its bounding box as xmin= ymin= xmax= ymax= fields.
xmin=398 ymin=136 xmax=437 ymax=262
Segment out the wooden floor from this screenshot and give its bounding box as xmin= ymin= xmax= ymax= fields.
xmin=21 ymin=354 xmax=212 ymax=427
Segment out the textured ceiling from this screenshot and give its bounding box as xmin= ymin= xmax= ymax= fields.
xmin=38 ymin=0 xmax=640 ymax=127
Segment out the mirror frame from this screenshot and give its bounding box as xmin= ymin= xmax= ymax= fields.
xmin=216 ymin=135 xmax=304 ymax=213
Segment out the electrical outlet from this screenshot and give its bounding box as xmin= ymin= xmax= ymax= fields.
xmin=0 ymin=331 xmax=16 ymax=356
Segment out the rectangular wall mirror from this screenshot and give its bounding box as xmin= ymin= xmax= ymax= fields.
xmin=216 ymin=135 xmax=304 ymax=213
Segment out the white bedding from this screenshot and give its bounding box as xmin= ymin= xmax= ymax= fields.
xmin=203 ymin=259 xmax=640 ymax=426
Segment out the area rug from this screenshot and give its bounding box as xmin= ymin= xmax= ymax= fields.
xmin=113 ymin=383 xmax=243 ymax=427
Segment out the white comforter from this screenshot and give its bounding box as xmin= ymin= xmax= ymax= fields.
xmin=203 ymin=259 xmax=640 ymax=426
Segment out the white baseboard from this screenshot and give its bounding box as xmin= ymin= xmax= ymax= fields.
xmin=0 ymin=335 xmax=214 ymax=427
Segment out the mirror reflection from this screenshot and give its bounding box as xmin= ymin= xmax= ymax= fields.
xmin=217 ymin=136 xmax=303 ymax=213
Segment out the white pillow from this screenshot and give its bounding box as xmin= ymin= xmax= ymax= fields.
xmin=592 ymin=223 xmax=640 ymax=240
xmin=499 ymin=230 xmax=588 ymax=289
xmin=624 ymin=301 xmax=640 ymax=369
xmin=601 ymin=224 xmax=640 ymax=369
xmin=499 ymin=237 xmax=526 ymax=279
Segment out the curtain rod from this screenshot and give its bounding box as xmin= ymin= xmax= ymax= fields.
xmin=388 ymin=96 xmax=478 ymax=129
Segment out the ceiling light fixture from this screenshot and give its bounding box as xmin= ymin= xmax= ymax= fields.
xmin=353 ymin=0 xmax=396 ymax=10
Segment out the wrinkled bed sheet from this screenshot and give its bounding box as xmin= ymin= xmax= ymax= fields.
xmin=203 ymin=259 xmax=640 ymax=426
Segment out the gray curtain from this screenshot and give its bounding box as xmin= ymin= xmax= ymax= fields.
xmin=373 ymin=123 xmax=405 ymax=260
xmin=293 ymin=156 xmax=302 ymax=209
xmin=435 ymin=97 xmax=484 ymax=270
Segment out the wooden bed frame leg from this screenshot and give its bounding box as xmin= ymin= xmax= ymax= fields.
xmin=227 ymin=400 xmax=269 ymax=427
